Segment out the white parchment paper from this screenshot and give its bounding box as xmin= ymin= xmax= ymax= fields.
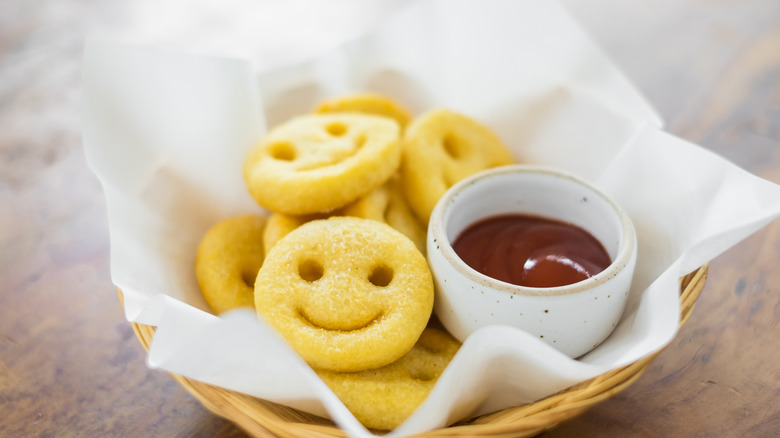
xmin=81 ymin=0 xmax=780 ymax=436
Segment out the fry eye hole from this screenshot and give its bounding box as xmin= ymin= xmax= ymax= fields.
xmin=442 ymin=133 xmax=464 ymax=159
xmin=241 ymin=267 xmax=258 ymax=288
xmin=368 ymin=264 xmax=394 ymax=287
xmin=382 ymin=199 xmax=393 ymax=222
xmin=298 ymin=259 xmax=324 ymax=282
xmin=269 ymin=141 xmax=296 ymax=161
xmin=408 ymin=365 xmax=437 ymax=381
xmin=326 ymin=122 xmax=347 ymax=137
xmin=353 ymin=134 xmax=366 ymax=150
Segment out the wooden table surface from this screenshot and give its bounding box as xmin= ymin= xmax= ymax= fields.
xmin=2 ymin=1 xmax=778 ymax=437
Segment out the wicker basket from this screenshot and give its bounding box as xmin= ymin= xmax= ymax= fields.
xmin=126 ymin=265 xmax=707 ymax=438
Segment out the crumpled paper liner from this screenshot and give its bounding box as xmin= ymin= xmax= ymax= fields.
xmin=81 ymin=0 xmax=780 ymax=436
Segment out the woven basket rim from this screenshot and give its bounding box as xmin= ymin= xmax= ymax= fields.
xmin=124 ymin=264 xmax=708 ymax=438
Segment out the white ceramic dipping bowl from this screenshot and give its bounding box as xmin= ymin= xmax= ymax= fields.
xmin=428 ymin=165 xmax=637 ymax=358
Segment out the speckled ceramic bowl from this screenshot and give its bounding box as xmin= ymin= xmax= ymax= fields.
xmin=427 ymin=165 xmax=637 ymax=358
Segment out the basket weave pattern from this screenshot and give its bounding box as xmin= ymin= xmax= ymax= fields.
xmin=127 ymin=265 xmax=707 ymax=438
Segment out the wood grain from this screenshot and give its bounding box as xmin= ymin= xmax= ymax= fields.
xmin=1 ymin=1 xmax=778 ymax=437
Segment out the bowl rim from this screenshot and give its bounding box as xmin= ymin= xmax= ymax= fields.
xmin=428 ymin=164 xmax=637 ymax=297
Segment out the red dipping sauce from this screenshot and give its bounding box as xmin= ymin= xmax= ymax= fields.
xmin=452 ymin=214 xmax=611 ymax=288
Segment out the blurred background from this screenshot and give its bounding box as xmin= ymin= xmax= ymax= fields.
xmin=1 ymin=0 xmax=778 ymax=436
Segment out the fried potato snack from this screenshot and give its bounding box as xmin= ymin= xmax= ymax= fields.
xmin=244 ymin=114 xmax=402 ymax=215
xmin=255 ymin=217 xmax=433 ymax=372
xmin=317 ymin=328 xmax=460 ymax=431
xmin=314 ymin=93 xmax=412 ymax=129
xmin=401 ymin=109 xmax=514 ymax=224
xmin=262 ymin=211 xmax=334 ymax=255
xmin=195 ymin=215 xmax=266 ymax=314
xmin=342 ymin=175 xmax=427 ymax=253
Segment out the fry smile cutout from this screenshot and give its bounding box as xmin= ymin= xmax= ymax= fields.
xmin=254 ymin=217 xmax=434 ymax=372
xmin=296 ymin=303 xmax=383 ymax=332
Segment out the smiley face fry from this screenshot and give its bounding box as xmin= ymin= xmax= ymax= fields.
xmin=401 ymin=109 xmax=514 ymax=224
xmin=254 ymin=217 xmax=433 ymax=372
xmin=195 ymin=214 xmax=267 ymax=314
xmin=243 ymin=113 xmax=401 ymax=215
xmin=316 ymin=327 xmax=460 ymax=431
xmin=314 ymin=92 xmax=413 ymax=129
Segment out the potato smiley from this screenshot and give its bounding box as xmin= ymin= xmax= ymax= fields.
xmin=254 ymin=216 xmax=433 ymax=372
xmin=316 ymin=327 xmax=461 ymax=430
xmin=401 ymin=109 xmax=514 ymax=224
xmin=195 ymin=214 xmax=267 ymax=314
xmin=243 ymin=113 xmax=401 ymax=215
xmin=314 ymin=92 xmax=413 ymax=129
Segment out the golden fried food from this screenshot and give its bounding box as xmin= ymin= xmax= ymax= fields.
xmin=341 ymin=174 xmax=426 ymax=253
xmin=243 ymin=114 xmax=401 ymax=215
xmin=317 ymin=328 xmax=461 ymax=430
xmin=401 ymin=109 xmax=514 ymax=224
xmin=195 ymin=214 xmax=266 ymax=314
xmin=262 ymin=211 xmax=334 ymax=255
xmin=314 ymin=93 xmax=412 ymax=129
xmin=263 ymin=176 xmax=425 ymax=255
xmin=254 ymin=217 xmax=433 ymax=372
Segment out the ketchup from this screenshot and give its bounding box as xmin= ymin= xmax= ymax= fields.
xmin=452 ymin=214 xmax=611 ymax=288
